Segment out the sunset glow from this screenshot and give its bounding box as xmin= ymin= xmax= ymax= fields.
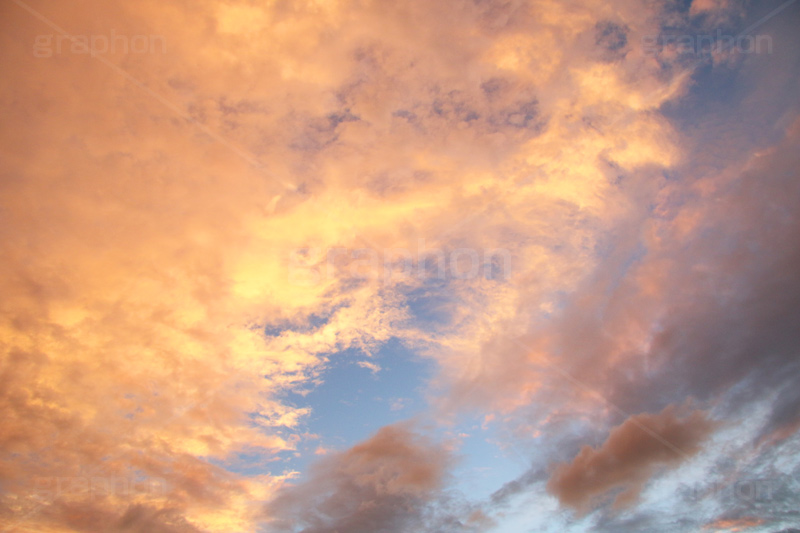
xmin=2 ymin=0 xmax=800 ymax=531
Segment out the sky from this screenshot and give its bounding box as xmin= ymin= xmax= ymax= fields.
xmin=1 ymin=0 xmax=800 ymax=532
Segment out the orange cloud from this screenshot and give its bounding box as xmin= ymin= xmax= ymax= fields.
xmin=7 ymin=0 xmax=790 ymax=530
xmin=703 ymin=517 xmax=764 ymax=532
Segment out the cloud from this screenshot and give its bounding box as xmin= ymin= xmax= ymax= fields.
xmin=31 ymin=502 xmax=206 ymax=533
xmin=2 ymin=0 xmax=799 ymax=530
xmin=702 ymin=517 xmax=764 ymax=531
xmin=689 ymin=0 xmax=731 ymax=16
xmin=357 ymin=360 xmax=382 ymax=374
xmin=546 ymin=405 xmax=716 ymax=513
xmin=435 ymin=12 xmax=800 ymax=523
xmin=263 ymin=422 xmax=477 ymax=533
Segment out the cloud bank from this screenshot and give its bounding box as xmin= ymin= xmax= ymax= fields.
xmin=2 ymin=0 xmax=799 ymax=531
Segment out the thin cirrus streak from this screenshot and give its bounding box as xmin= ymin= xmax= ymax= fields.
xmin=1 ymin=0 xmax=799 ymax=532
